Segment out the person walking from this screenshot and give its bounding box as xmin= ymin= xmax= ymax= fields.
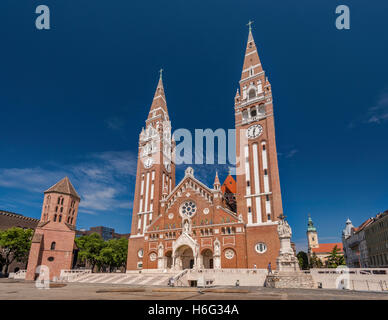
xmin=267 ymin=262 xmax=272 ymax=274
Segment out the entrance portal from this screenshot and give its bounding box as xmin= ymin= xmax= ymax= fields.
xmin=175 ymin=245 xmax=194 ymax=270
xmin=201 ymin=249 xmax=214 ymax=269
xmin=165 ymin=251 xmax=172 ymax=269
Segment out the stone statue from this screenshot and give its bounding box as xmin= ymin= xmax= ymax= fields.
xmin=277 ymin=214 xmax=292 ymax=239
xmin=158 ymin=245 xmax=163 ymax=257
xmin=276 ymin=214 xmax=299 ymax=272
xmin=214 ymin=240 xmax=220 ymax=256
xmin=184 ymin=220 xmax=190 ymax=233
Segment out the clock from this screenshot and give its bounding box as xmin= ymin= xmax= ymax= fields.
xmin=143 ymin=157 xmax=154 ymax=169
xmin=246 ymin=124 xmax=263 ymax=139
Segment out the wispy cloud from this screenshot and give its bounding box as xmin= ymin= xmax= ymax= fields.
xmin=0 ymin=151 xmax=137 ymax=215
xmin=105 ymin=117 xmax=125 ymax=131
xmin=350 ymin=88 xmax=388 ymax=127
xmin=278 ymin=147 xmax=299 ymax=159
xmin=367 ymin=89 xmax=388 ymax=124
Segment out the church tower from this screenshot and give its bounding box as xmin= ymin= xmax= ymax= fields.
xmin=307 ymin=214 xmax=319 ymax=252
xmin=234 ymin=24 xmax=283 ymax=268
xmin=26 ymin=177 xmax=80 ymax=281
xmin=127 ymin=71 xmax=175 ymax=270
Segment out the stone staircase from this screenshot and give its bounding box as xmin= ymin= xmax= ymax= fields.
xmin=64 ymin=271 xmax=177 ymax=286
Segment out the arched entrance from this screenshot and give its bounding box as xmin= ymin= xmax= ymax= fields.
xmin=165 ymin=250 xmax=173 ymax=269
xmin=201 ymin=249 xmax=214 ymax=269
xmin=174 ymin=245 xmax=194 ymax=270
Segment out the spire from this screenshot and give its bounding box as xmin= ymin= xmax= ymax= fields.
xmin=213 ymin=171 xmax=221 ymax=190
xmin=148 ymin=69 xmax=168 ymax=116
xmin=240 ymin=22 xmax=263 ymax=81
xmin=307 ymin=214 xmax=316 ymax=232
xmin=214 ymin=171 xmax=221 ymax=185
xmin=44 ymin=177 xmax=80 ymax=200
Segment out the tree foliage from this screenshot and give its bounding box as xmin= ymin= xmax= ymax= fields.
xmin=100 ymin=238 xmax=128 ymax=272
xmin=75 ymin=233 xmax=128 ymax=272
xmin=75 ymin=233 xmax=105 ymax=272
xmin=326 ymin=245 xmax=345 ymax=268
xmin=309 ymin=252 xmax=323 ymax=268
xmin=297 ymin=251 xmax=309 ymax=270
xmin=0 ymin=227 xmax=33 ymax=275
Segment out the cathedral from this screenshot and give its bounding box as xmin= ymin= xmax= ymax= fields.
xmin=126 ymin=26 xmax=284 ymax=271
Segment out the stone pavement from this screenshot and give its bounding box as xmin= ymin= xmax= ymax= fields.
xmin=0 ymin=278 xmax=387 ymax=300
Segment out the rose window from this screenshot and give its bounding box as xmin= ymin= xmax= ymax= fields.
xmin=225 ymin=249 xmax=235 ymax=260
xmin=180 ymin=201 xmax=197 ymax=217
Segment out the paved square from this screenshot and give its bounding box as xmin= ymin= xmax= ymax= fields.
xmin=1 ymin=279 xmax=388 ymax=300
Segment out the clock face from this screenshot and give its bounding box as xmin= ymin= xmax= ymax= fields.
xmin=246 ymin=124 xmax=263 ymax=139
xmin=143 ymin=157 xmax=154 ymax=169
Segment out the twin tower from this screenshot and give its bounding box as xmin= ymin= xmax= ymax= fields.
xmin=127 ymin=27 xmax=284 ymax=271
xmin=25 ymin=27 xmax=285 ymax=280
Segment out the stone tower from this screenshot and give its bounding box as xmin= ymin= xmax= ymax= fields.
xmin=126 ymin=72 xmax=176 ymax=270
xmin=307 ymin=214 xmax=319 ymax=254
xmin=26 ymin=177 xmax=80 ymax=281
xmin=234 ymin=25 xmax=282 ymax=268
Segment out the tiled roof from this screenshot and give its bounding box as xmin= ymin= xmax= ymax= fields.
xmin=356 ymin=218 xmax=374 ymax=232
xmin=221 ymin=175 xmax=236 ymax=194
xmin=44 ymin=177 xmax=80 ymax=200
xmin=0 ymin=210 xmax=40 ymax=222
xmin=312 ymin=243 xmax=343 ymax=254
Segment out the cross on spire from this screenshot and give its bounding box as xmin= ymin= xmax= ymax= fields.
xmin=247 ymin=20 xmax=254 ymax=32
xmin=159 ymin=68 xmax=163 ymax=79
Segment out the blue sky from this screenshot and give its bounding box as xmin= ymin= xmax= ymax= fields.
xmin=0 ymin=1 xmax=387 ymax=251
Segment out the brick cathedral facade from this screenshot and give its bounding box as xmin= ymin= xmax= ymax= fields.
xmin=127 ymin=28 xmax=283 ymax=271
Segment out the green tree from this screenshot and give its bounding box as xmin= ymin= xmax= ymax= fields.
xmin=297 ymin=251 xmax=309 ymax=270
xmin=75 ymin=233 xmax=105 ymax=272
xmin=0 ymin=227 xmax=33 ymax=275
xmin=100 ymin=238 xmax=128 ymax=272
xmin=326 ymin=245 xmax=345 ymax=268
xmin=309 ymin=252 xmax=323 ymax=268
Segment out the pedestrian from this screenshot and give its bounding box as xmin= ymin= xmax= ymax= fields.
xmin=267 ymin=262 xmax=272 ymax=274
xmin=253 ymin=264 xmax=257 ymax=269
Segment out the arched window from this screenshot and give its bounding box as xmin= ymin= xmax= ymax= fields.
xmin=251 ymin=109 xmax=257 ymax=117
xmin=50 ymin=242 xmax=56 ymax=250
xmin=61 ymin=198 xmax=64 ymax=205
xmin=258 ymin=104 xmax=265 ymax=115
xmin=248 ymin=89 xmax=256 ymax=100
xmin=58 ymin=215 xmax=62 ymax=223
xmin=54 ymin=214 xmax=57 ymax=222
xmin=57 ymin=197 xmax=60 ymax=205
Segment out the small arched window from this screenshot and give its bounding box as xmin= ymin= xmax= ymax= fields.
xmin=248 ymin=89 xmax=256 ymax=100
xmin=58 ymin=215 xmax=62 ymax=223
xmin=54 ymin=214 xmax=57 ymax=222
xmin=258 ymin=104 xmax=265 ymax=115
xmin=50 ymin=242 xmax=56 ymax=250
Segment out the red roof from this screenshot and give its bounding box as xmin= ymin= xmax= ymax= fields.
xmin=221 ymin=175 xmax=236 ymax=194
xmin=312 ymin=243 xmax=343 ymax=254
